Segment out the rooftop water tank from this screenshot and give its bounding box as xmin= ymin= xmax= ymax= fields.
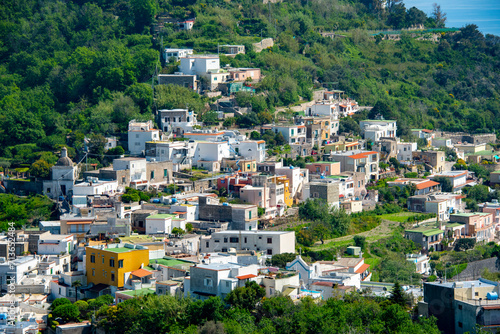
xmin=289 ymin=165 xmax=294 ymax=169
xmin=171 ymin=198 xmax=177 ymax=204
xmin=487 ymin=292 xmax=498 ymax=300
xmin=222 ymin=202 xmax=229 ymax=206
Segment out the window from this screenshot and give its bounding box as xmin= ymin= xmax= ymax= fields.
xmin=204 ymin=278 xmax=213 ymax=287
xmin=136 ymin=134 xmax=139 ymax=138
xmin=244 ymin=237 xmax=247 ymax=243
xmin=224 ymin=237 xmax=228 ymax=243
xmin=458 ymin=322 xmax=462 ymax=328
xmin=229 ymin=237 xmax=239 ymax=243
xmin=206 ymin=241 xmax=209 ymax=248
xmin=150 ymin=171 xmax=154 ymax=179
xmin=111 ymin=273 xmax=115 ymax=281
xmin=102 ymin=256 xmax=105 ymax=264
xmin=267 ymin=238 xmax=272 ymax=244
xmin=458 ymin=305 xmax=462 ymax=310
xmin=164 ymin=169 xmax=168 ymax=177
xmin=47 ymin=188 xmax=51 ymax=193
xmin=110 ymin=259 xmax=115 ymax=267
xmin=267 ymin=249 xmax=273 ymax=255
xmin=226 ymin=281 xmax=230 ymax=287
xmin=90 ymin=255 xmax=95 ymax=263
xmin=249 ymin=211 xmax=252 ymax=219
xmin=475 ymin=292 xmax=479 ymax=296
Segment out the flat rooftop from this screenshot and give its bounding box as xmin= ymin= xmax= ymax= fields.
xmin=148 ymin=214 xmax=177 ymax=219
xmin=118 ymin=288 xmax=155 ymax=297
xmin=451 ymin=212 xmax=491 ymax=217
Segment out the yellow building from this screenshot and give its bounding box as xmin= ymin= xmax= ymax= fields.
xmin=86 ymin=244 xmax=149 ymax=288
xmin=323 ymin=140 xmax=360 ymax=154
xmin=222 ymin=158 xmax=257 ymax=172
xmin=268 ymin=175 xmax=292 ymax=207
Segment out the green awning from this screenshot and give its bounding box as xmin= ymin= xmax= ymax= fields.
xmin=283 ymin=287 xmax=295 ymax=296
xmin=494 ymin=155 xmax=499 ymax=159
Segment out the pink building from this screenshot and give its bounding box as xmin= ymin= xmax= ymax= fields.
xmin=229 ymin=68 xmax=261 ymax=82
xmin=305 ymin=162 xmax=341 ymax=176
xmin=480 ymin=200 xmax=500 ymax=225
xmin=449 ymin=212 xmax=495 ymax=243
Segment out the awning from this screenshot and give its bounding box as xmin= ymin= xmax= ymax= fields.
xmin=283 ymin=287 xmax=295 ymax=296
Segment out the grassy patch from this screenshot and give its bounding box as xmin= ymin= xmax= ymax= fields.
xmin=377 ymin=212 xmax=418 ymax=223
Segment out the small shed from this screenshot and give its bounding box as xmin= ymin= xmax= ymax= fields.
xmin=346 ymin=246 xmax=361 ymax=256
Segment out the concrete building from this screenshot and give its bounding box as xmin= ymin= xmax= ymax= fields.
xmin=200 ymin=231 xmax=295 ymax=255
xmin=432 ymin=137 xmax=453 ymax=148
xmin=146 ymin=214 xmax=186 ymax=235
xmin=164 ymin=48 xmax=193 ymax=62
xmin=429 ymin=171 xmax=469 ymax=191
xmin=479 ymin=200 xmax=500 ymax=225
xmin=232 ymin=140 xmax=266 ymax=163
xmin=387 ymin=178 xmax=441 ymax=196
xmin=407 ymin=193 xmax=463 ymax=221
xmin=305 ymin=180 xmax=340 ymax=208
xmin=229 ymin=68 xmax=260 ymax=81
xmin=0 ymin=256 xmax=39 ymax=291
xmin=198 ymin=196 xmax=258 ymax=231
xmin=37 ymin=234 xmax=76 ymax=255
xmin=39 ymin=221 xmax=61 ymax=234
xmin=180 ymin=55 xmax=220 ymax=76
xmin=405 ymin=227 xmax=444 ymax=251
xmin=412 ymin=150 xmax=445 ymax=173
xmin=275 ymin=166 xmax=309 ymax=200
xmin=112 ymin=157 xmax=148 ymax=190
xmin=359 ymin=120 xmax=397 ymax=142
xmin=323 ymin=139 xmax=361 ymax=154
xmin=159 ymin=109 xmax=199 ymax=136
xmin=131 ymin=209 xmax=158 ymax=233
xmin=406 ymin=254 xmax=431 ymax=275
xmin=157 ymin=73 xmax=197 ymax=91
xmin=299 ymin=116 xmax=339 ymax=148
xmin=397 ymin=141 xmax=418 ymax=162
xmin=267 ymin=124 xmax=307 ymax=145
xmin=449 ymin=212 xmax=495 ymax=243
xmin=221 ymin=45 xmax=245 ymax=56
xmin=305 ymin=162 xmax=341 ymax=176
xmin=128 ymin=120 xmax=160 ymax=156
xmin=329 ymin=150 xmax=379 ymax=181
xmin=423 ymin=279 xmax=500 ymax=334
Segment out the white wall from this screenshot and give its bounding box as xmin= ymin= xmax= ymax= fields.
xmin=146 ymin=218 xmax=172 ymax=234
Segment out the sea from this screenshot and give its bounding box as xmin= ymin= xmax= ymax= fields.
xmin=402 ymin=0 xmax=500 ymax=37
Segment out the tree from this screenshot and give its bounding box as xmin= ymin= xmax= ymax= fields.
xmin=432 ymin=3 xmax=447 ymax=28
xmin=185 ymin=223 xmax=193 ymax=233
xmin=389 ymin=282 xmax=406 ymax=307
xmin=72 ymin=280 xmax=82 ymax=301
xmin=433 ymin=176 xmax=453 ymax=192
xmin=106 ymin=146 xmax=125 ymax=156
xmin=131 ymin=0 xmax=157 ymax=33
xmin=29 ymin=159 xmax=51 ymax=178
xmin=171 ymin=227 xmax=185 ymax=236
xmin=87 ymin=134 xmax=106 ymax=161
xmin=454 ymin=238 xmax=476 ymax=251
xmin=354 ymin=235 xmax=366 ymax=250
xmin=52 ymin=304 xmax=79 ymax=323
xmin=50 ymin=298 xmax=71 ymax=310
xmin=225 ymin=281 xmax=266 ymax=311
xmin=268 ymin=253 xmax=296 ymax=268
xmin=258 ymin=207 xmax=265 ymax=217
xmin=312 ymin=222 xmax=329 ymax=244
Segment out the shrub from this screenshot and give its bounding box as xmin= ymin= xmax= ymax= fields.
xmin=50 ymin=298 xmax=71 ymax=310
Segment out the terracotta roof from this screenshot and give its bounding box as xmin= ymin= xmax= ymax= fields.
xmin=130 ymin=268 xmax=153 ymax=278
xmin=236 ymin=274 xmax=257 ymax=280
xmin=172 ymin=211 xmax=186 ymax=214
xmin=415 ymin=180 xmax=440 ymax=190
xmin=184 ymin=132 xmax=224 ymax=136
xmin=257 ymin=140 xmax=265 ymax=144
xmin=339 ymin=104 xmax=347 ymax=108
xmin=348 ymin=151 xmax=378 ymax=159
xmin=312 ymin=281 xmax=336 ymax=287
xmin=66 ymin=220 xmax=93 ymax=225
xmin=355 ymin=263 xmax=370 ymax=274
xmin=422 ymin=129 xmax=433 ymax=133
xmin=483 ymin=305 xmax=500 ymax=310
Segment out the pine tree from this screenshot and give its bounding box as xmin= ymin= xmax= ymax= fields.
xmin=389 ymin=282 xmax=406 ymax=307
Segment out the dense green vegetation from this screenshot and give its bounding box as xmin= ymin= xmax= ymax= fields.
xmin=0 ymin=194 xmax=56 ymax=230
xmin=49 ymin=291 xmax=440 ymax=334
xmin=0 ymin=0 xmax=499 ymax=168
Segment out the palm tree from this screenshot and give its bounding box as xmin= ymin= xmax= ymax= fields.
xmin=72 ymin=280 xmax=82 ymax=301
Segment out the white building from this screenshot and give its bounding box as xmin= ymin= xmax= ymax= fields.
xmin=145 ymin=140 xmax=197 ymax=166
xmin=159 ymin=109 xmax=199 ymax=136
xmin=275 ymin=166 xmax=309 ymax=199
xmin=195 ymin=141 xmax=232 ymax=165
xmin=200 ymin=231 xmax=295 ymax=256
xmin=180 ymin=55 xmax=220 ymax=76
xmin=232 ymin=140 xmax=266 ymax=163
xmin=146 ymin=214 xmax=186 ymax=235
xmin=268 ymin=125 xmax=307 ymax=145
xmin=113 ymin=157 xmax=148 ymax=189
xmin=43 ymin=147 xmax=78 ymax=200
xmin=38 ymin=234 xmax=76 ymax=255
xmin=429 ymin=171 xmax=469 ymax=191
xmin=0 ymin=256 xmax=39 ymax=291
xmin=359 ymin=120 xmax=397 ymax=142
xmin=406 ymin=254 xmax=431 ymax=275
xmin=128 ymin=120 xmax=160 ymax=156
xmin=164 ymin=48 xmax=193 ymax=62
xmin=72 ymin=178 xmax=118 ymax=200
xmin=307 ymin=102 xmax=338 ymax=118
xmin=397 ymin=142 xmax=418 ymax=162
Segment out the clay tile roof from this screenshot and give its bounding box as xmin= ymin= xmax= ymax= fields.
xmin=355 ymin=263 xmax=370 ymax=274
xmin=236 ymin=274 xmax=257 ymax=280
xmin=130 ymin=269 xmax=153 ymax=278
xmin=415 ymin=180 xmax=440 ymax=190
xmin=348 ymin=151 xmax=378 ymax=159
xmin=422 ymin=129 xmax=433 ymax=133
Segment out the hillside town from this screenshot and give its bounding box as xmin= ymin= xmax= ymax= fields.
xmin=0 ymin=48 xmax=499 ymax=333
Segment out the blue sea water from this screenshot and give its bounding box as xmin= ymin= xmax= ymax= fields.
xmin=402 ymin=0 xmax=500 ymax=37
